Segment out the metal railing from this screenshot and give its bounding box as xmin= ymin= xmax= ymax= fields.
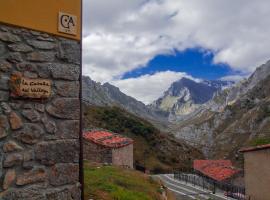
xmin=173 ymin=171 xmax=248 ymax=200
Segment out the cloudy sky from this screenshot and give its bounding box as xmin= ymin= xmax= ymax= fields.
xmin=82 ymin=0 xmax=270 ymax=104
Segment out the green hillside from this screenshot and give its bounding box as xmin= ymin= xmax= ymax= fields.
xmin=84 ymin=162 xmax=175 ymax=200
xmin=83 ymin=105 xmax=203 ymax=172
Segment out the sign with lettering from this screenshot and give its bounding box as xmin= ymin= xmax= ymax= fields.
xmin=58 ymin=12 xmax=77 ymax=35
xmin=10 ymin=74 xmax=51 ymax=99
xmin=0 ymin=0 xmax=81 ymax=40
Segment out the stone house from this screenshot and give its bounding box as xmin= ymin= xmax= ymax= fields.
xmin=240 ymin=144 xmax=270 ymax=200
xmin=83 ymin=130 xmax=134 ymax=168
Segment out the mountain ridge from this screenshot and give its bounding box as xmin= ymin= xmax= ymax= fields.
xmin=149 ymin=77 xmax=233 ymax=120
xmin=169 ymin=60 xmax=270 ymax=162
xmin=82 ymin=76 xmax=169 ymax=129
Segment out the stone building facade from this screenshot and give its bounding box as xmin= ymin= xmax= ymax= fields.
xmin=240 ymin=144 xmax=270 ymax=200
xmin=83 ymin=140 xmax=113 ymax=164
xmin=0 ymin=23 xmax=81 ymax=199
xmin=83 ymin=131 xmax=133 ymax=168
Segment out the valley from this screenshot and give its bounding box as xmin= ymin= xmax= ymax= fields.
xmin=83 ymin=60 xmax=270 ymax=167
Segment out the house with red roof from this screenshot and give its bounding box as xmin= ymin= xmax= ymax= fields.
xmin=83 ymin=130 xmax=134 ymax=168
xmin=193 ymin=160 xmax=240 ymax=183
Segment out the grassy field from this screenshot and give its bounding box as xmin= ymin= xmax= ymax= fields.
xmin=84 ymin=162 xmax=175 ymax=200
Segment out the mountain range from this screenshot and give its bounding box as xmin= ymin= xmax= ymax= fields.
xmin=82 ymin=60 xmax=270 ymax=164
xmin=82 ymin=76 xmax=168 ymax=129
xmin=83 ymin=76 xmax=233 ymax=123
xmin=169 ymin=60 xmax=270 ymax=162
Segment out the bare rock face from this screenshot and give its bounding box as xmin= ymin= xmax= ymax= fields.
xmin=207 ymin=60 xmax=270 ymax=112
xmin=9 ymin=112 xmax=23 ymax=130
xmin=150 ymin=77 xmax=233 ymax=119
xmin=46 ymin=98 xmax=80 ymax=120
xmin=171 ymin=60 xmax=270 ymax=159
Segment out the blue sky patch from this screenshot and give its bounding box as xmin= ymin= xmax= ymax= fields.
xmin=122 ymin=48 xmax=242 ymax=80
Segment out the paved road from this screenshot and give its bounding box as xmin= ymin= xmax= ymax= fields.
xmin=155 ymin=174 xmax=235 ymax=200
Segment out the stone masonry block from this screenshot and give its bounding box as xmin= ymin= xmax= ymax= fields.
xmin=49 ymin=163 xmax=79 ymax=186
xmin=35 ymin=140 xmax=79 ymax=165
xmin=46 ymin=98 xmax=80 ymax=120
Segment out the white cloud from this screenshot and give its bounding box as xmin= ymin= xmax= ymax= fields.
xmin=83 ymin=0 xmax=270 ymax=100
xmin=112 ymin=71 xmax=197 ymax=104
xmin=83 ymin=32 xmax=175 ymax=82
xmin=220 ymin=74 xmax=248 ymax=82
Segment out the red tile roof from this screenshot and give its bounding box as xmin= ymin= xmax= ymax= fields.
xmin=83 ymin=130 xmax=133 ymax=148
xmin=239 ymin=144 xmax=270 ymax=153
xmin=193 ymin=160 xmax=239 ymax=182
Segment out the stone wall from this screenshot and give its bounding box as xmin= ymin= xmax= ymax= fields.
xmin=112 ymin=144 xmax=133 ymax=168
xmin=0 ymin=23 xmax=81 ymax=200
xmin=83 ymin=139 xmax=133 ymax=168
xmin=83 ymin=140 xmax=112 ymax=164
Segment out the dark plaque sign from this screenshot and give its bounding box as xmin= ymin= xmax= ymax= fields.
xmin=10 ymin=74 xmax=51 ymax=99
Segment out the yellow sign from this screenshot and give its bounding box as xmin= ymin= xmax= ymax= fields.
xmin=10 ymin=75 xmax=52 ymax=99
xmin=0 ymin=0 xmax=81 ymax=40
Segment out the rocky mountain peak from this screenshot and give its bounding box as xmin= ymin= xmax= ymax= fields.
xmin=150 ymin=77 xmax=232 ymax=118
